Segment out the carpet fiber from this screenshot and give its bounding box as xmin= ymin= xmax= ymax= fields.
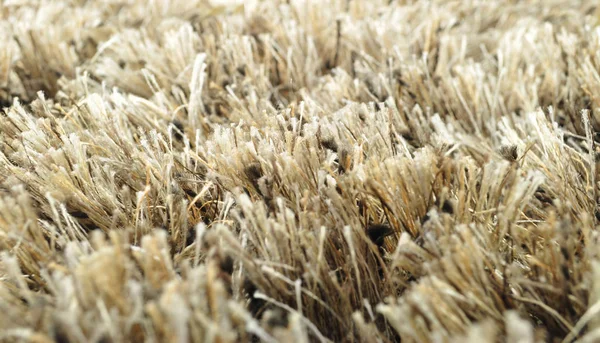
xmin=1 ymin=1 xmax=600 ymax=342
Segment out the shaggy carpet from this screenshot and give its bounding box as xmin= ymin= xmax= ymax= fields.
xmin=1 ymin=0 xmax=600 ymax=342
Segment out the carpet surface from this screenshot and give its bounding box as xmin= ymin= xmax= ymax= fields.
xmin=1 ymin=0 xmax=600 ymax=342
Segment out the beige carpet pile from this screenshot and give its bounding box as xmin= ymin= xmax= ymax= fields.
xmin=2 ymin=0 xmax=600 ymax=342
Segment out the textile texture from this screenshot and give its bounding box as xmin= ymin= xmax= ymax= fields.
xmin=1 ymin=1 xmax=600 ymax=342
